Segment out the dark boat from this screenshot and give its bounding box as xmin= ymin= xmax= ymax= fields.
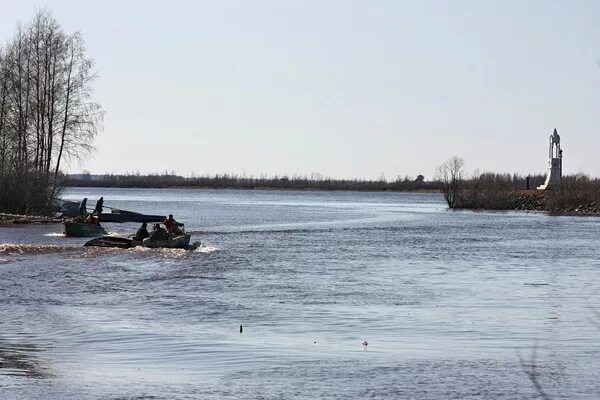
xmin=85 ymin=233 xmax=193 ymax=249
xmin=84 ymin=233 xmax=191 ymax=249
xmin=84 ymin=236 xmax=139 ymax=248
xmin=97 ymin=209 xmax=165 ymax=223
xmin=142 ymin=233 xmax=191 ymax=249
xmin=63 ymin=221 xmax=107 ymax=237
xmin=60 ymin=200 xmax=164 ymax=223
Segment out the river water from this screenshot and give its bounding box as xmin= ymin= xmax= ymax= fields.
xmin=0 ymin=188 xmax=598 ymax=399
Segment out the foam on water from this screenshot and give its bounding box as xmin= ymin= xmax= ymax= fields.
xmin=195 ymin=243 xmax=219 ymax=253
xmin=0 ymin=243 xmax=77 ymax=255
xmin=43 ymin=232 xmax=65 ymax=237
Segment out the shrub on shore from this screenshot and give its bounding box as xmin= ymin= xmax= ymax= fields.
xmin=0 ymin=172 xmax=57 ymax=214
xmin=451 ymin=173 xmax=600 ymax=215
xmin=545 ymin=176 xmax=600 ymax=214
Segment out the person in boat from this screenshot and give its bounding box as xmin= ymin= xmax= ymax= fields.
xmin=79 ymin=198 xmax=88 ymax=216
xmin=85 ymin=214 xmax=99 ymax=225
xmin=164 ymin=214 xmax=182 ymax=234
xmin=134 ymin=222 xmax=150 ymax=241
xmin=94 ymin=197 xmax=104 ymax=215
xmin=149 ymin=223 xmax=169 ymax=241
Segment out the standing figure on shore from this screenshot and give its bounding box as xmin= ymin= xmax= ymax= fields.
xmin=79 ymin=198 xmax=88 ymax=216
xmin=94 ymin=196 xmax=104 ymax=215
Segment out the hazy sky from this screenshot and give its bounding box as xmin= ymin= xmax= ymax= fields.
xmin=1 ymin=0 xmax=599 ymax=179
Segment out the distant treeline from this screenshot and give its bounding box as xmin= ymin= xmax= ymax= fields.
xmin=465 ymin=172 xmax=546 ymax=192
xmin=69 ymin=169 xmax=600 ymax=215
xmin=65 ymin=171 xmax=549 ymax=192
xmin=66 ymin=172 xmax=441 ymax=191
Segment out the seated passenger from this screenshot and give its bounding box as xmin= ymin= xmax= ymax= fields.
xmin=164 ymin=214 xmax=181 ymax=234
xmin=85 ymin=214 xmax=96 ymax=225
xmin=134 ymin=222 xmax=149 ymax=241
xmin=149 ymin=223 xmax=169 ymax=241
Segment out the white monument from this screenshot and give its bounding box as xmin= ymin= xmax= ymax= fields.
xmin=537 ymin=128 xmax=563 ymax=190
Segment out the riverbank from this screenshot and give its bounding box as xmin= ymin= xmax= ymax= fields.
xmin=454 ymin=189 xmax=600 ymax=216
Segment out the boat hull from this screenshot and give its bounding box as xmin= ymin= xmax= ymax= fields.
xmin=84 ymin=236 xmax=139 ymax=248
xmin=98 ymin=211 xmax=165 ymax=223
xmin=59 ymin=201 xmax=164 ymax=223
xmin=63 ymin=222 xmax=107 ymax=237
xmin=84 ymin=234 xmax=192 ymax=249
xmin=142 ymin=234 xmax=191 ymax=249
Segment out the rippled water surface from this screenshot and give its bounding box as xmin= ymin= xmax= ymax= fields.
xmin=1 ymin=188 xmax=599 ymax=399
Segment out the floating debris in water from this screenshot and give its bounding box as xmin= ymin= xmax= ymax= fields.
xmin=240 ymin=324 xmax=243 ymax=334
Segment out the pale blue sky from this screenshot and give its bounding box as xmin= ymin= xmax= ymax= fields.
xmin=1 ymin=0 xmax=599 ymax=179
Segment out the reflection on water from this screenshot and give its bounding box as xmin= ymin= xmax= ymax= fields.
xmin=0 ymin=188 xmax=598 ymax=399
xmin=43 ymin=232 xmax=65 ymax=237
xmin=0 ymin=339 xmax=50 ymax=378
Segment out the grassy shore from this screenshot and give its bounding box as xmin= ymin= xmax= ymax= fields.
xmin=453 ymin=181 xmax=600 ymax=216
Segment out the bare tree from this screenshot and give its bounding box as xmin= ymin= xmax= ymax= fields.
xmin=50 ymin=31 xmax=102 ymax=198
xmin=0 ymin=9 xmax=103 ymax=213
xmin=435 ymin=156 xmax=465 ymax=208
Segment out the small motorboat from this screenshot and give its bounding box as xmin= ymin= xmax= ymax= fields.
xmin=142 ymin=233 xmax=191 ymax=249
xmin=60 ymin=200 xmax=164 ymax=223
xmin=98 ymin=209 xmax=165 ymax=223
xmin=84 ymin=233 xmax=192 ymax=249
xmin=84 ymin=236 xmax=139 ymax=249
xmin=63 ymin=221 xmax=107 ymax=237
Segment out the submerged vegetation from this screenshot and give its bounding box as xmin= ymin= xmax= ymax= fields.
xmin=0 ymin=10 xmax=102 ymax=214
